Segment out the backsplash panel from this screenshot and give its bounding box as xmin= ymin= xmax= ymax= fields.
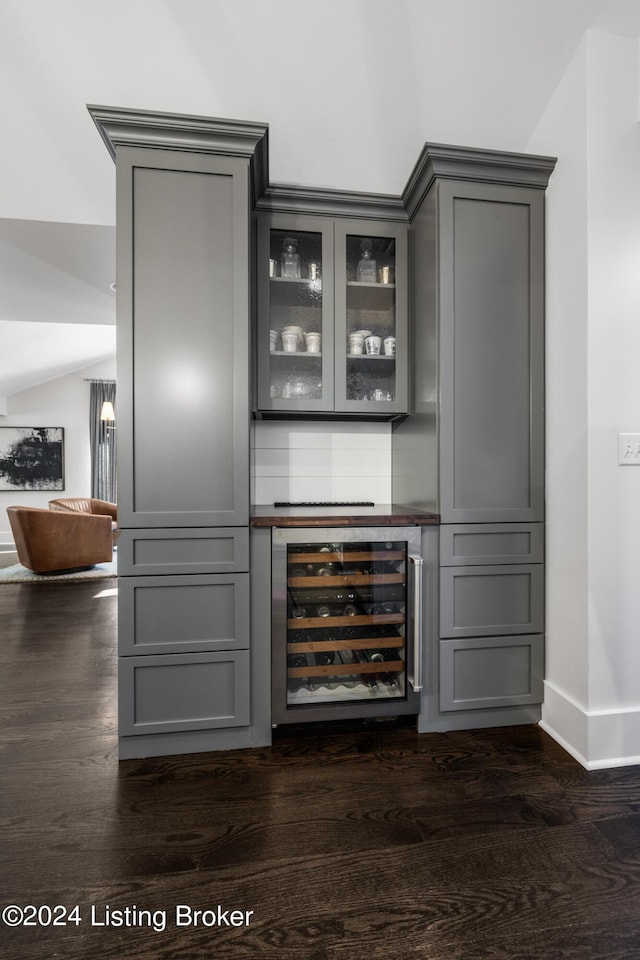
xmin=253 ymin=421 xmax=392 ymax=505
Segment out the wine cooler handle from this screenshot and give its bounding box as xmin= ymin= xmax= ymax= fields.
xmin=408 ymin=554 xmax=424 ymax=692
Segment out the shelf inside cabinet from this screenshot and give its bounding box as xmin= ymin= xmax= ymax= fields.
xmin=270 ymin=351 xmax=323 ymax=359
xmin=346 ymin=354 xmax=395 ymax=361
xmin=346 ymin=281 xmax=395 ymax=289
xmin=271 ymin=276 xmax=322 ymax=286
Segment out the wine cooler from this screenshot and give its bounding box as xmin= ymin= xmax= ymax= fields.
xmin=271 ymin=526 xmax=424 ymax=724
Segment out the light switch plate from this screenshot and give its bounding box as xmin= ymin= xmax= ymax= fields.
xmin=618 ymin=433 xmax=640 ymax=465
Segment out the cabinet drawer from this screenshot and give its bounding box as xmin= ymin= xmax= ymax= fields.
xmin=118 ymin=574 xmax=250 ymax=655
xmin=440 ymin=563 xmax=543 ymax=638
xmin=440 ymin=634 xmax=544 ymax=711
xmin=117 ymin=527 xmax=249 ymax=575
xmin=119 ymin=650 xmax=250 ymax=735
xmin=440 ymin=523 xmax=544 ymax=566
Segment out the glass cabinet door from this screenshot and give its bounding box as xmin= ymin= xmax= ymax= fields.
xmin=334 ymin=221 xmax=408 ymax=415
xmin=257 ymin=214 xmax=334 ymax=412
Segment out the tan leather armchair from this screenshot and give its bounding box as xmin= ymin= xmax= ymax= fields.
xmin=7 ymin=506 xmax=113 ymax=574
xmin=48 ymin=497 xmax=117 ymax=522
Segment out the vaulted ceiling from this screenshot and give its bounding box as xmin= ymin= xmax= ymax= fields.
xmin=2 ymin=0 xmax=640 ymax=400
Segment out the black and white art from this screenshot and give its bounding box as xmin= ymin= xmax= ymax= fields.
xmin=0 ymin=427 xmax=65 ymax=491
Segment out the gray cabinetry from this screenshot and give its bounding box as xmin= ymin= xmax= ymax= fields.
xmin=89 ymin=106 xmax=271 ymax=759
xmin=437 ymin=181 xmax=545 ymax=524
xmin=393 ymin=144 xmax=555 ymax=732
xmin=256 ymin=212 xmax=408 ymax=417
xmin=115 ymin=147 xmax=250 ymax=529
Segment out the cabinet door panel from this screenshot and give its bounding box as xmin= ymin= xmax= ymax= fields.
xmin=116 ymin=149 xmax=249 ymax=527
xmin=440 ymin=563 xmax=544 ymax=638
xmin=334 ymin=219 xmax=408 ymax=415
xmin=118 ymin=574 xmax=250 ymax=655
xmin=440 ymin=523 xmax=544 ymax=566
xmin=440 ymin=634 xmax=544 ymax=711
xmin=257 ymin=214 xmax=334 ymax=413
xmin=117 ymin=528 xmax=249 ymax=575
xmin=119 ymin=651 xmax=250 ymax=735
xmin=439 ymin=182 xmax=544 ymax=522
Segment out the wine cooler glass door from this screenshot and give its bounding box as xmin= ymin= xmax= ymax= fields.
xmin=272 ymin=527 xmax=423 ymax=723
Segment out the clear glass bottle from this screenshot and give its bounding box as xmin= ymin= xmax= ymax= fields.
xmin=356 ymin=238 xmax=377 ymax=282
xmin=281 ymin=237 xmax=301 ymax=278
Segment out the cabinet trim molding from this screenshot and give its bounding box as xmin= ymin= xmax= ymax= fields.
xmin=403 ymin=142 xmax=557 ymax=221
xmin=256 ymin=183 xmax=408 ymax=223
xmin=88 ymin=104 xmax=269 ymax=204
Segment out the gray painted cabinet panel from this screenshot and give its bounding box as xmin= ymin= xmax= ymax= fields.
xmin=440 ymin=563 xmax=544 ymax=638
xmin=439 ymin=634 xmax=544 ymax=711
xmin=118 ymin=574 xmax=250 ymax=655
xmin=392 ymin=150 xmax=553 ymax=730
xmin=438 ymin=181 xmax=545 ymax=524
xmin=117 ymin=528 xmax=249 ymax=576
xmin=116 ymin=148 xmax=250 ymax=529
xmin=111 ymin=136 xmax=255 ymax=757
xmin=119 ymin=651 xmax=251 ymax=735
xmin=440 ymin=523 xmax=544 ymax=566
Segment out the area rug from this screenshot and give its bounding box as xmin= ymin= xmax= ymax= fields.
xmin=0 ymin=559 xmax=117 ymax=583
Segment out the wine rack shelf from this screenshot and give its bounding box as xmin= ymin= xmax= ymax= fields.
xmin=287 ymin=613 xmax=404 ymax=630
xmin=289 ymin=551 xmax=405 ymax=563
xmin=287 ymin=573 xmax=404 ymax=588
xmin=287 ymin=637 xmax=403 ymax=654
xmin=288 ymin=660 xmax=404 ymax=679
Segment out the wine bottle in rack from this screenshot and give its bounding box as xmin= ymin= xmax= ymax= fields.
xmin=314 ymin=650 xmax=336 ymax=666
xmin=370 ymin=648 xmax=401 ymax=690
xmin=353 ymin=649 xmax=379 ymax=691
xmin=337 ymin=650 xmax=358 ymax=688
xmin=288 ymin=653 xmax=308 ymax=668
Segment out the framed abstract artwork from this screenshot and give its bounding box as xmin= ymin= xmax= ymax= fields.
xmin=0 ymin=427 xmax=65 ymax=491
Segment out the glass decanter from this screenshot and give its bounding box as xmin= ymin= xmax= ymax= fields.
xmin=356 ymin=238 xmax=377 ymax=282
xmin=281 ymin=237 xmax=301 ymax=278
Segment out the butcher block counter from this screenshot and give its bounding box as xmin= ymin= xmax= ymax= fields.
xmin=250 ymin=502 xmax=439 ymax=528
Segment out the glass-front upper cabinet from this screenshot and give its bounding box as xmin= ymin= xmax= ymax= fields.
xmin=256 ymin=214 xmax=407 ymax=417
xmin=334 ymin=222 xmax=407 ymax=415
xmin=257 ymin=215 xmax=335 ymax=413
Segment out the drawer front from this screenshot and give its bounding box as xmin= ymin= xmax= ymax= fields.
xmin=118 ymin=574 xmax=250 ymax=655
xmin=440 ymin=563 xmax=544 ymax=638
xmin=117 ymin=527 xmax=249 ymax=576
xmin=440 ymin=523 xmax=544 ymax=566
xmin=119 ymin=650 xmax=250 ymax=735
xmin=440 ymin=634 xmax=544 ymax=711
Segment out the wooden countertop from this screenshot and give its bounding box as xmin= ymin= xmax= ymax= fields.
xmin=250 ymin=503 xmax=439 ymax=528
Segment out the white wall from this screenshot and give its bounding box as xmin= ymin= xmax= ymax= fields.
xmin=0 ymin=357 xmax=115 ymax=548
xmin=529 ymin=30 xmax=640 ymax=768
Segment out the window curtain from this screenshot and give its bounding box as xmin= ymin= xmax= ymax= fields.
xmin=89 ymin=380 xmax=117 ymax=502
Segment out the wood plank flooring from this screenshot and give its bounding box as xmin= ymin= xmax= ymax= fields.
xmin=1 ymin=579 xmax=640 ymax=959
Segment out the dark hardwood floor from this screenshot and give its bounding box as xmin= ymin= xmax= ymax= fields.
xmin=1 ymin=579 xmax=640 ymax=959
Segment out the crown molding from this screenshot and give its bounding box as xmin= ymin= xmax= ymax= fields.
xmin=256 ymin=182 xmax=408 ymax=222
xmin=403 ymin=142 xmax=557 ymax=220
xmin=87 ymin=104 xmax=269 ymax=202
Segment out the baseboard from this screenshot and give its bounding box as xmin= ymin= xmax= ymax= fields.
xmin=541 ymin=680 xmax=640 ymax=770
